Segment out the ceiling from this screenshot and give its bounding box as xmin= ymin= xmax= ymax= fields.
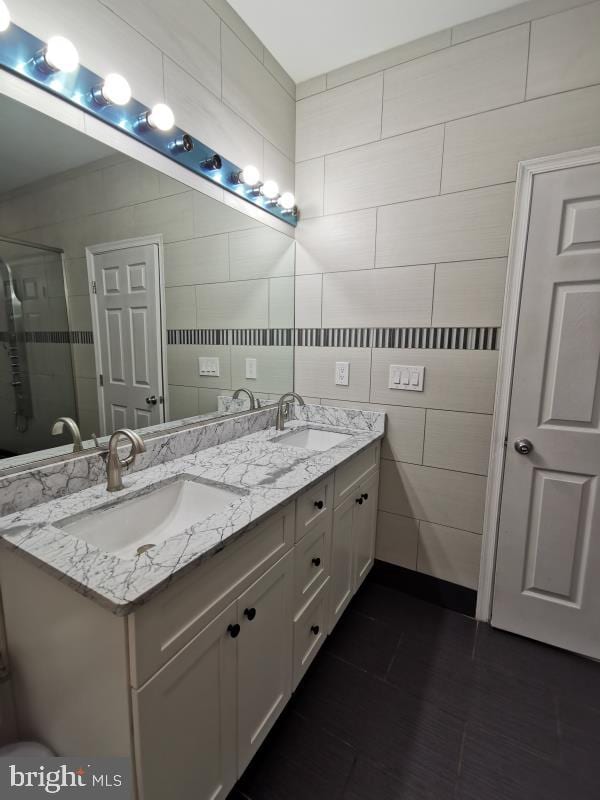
xmin=228 ymin=0 xmax=524 ymax=83
xmin=0 ymin=95 xmax=113 ymax=195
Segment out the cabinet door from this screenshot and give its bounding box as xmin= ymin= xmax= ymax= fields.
xmin=237 ymin=551 xmax=293 ymax=773
xmin=329 ymin=495 xmax=355 ymax=632
xmin=132 ymin=602 xmax=238 ymax=800
xmin=354 ymin=471 xmax=379 ymax=591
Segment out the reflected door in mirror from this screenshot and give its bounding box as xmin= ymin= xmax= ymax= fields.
xmin=90 ymin=242 xmax=164 ymax=434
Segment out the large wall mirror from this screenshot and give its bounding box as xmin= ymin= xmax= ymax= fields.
xmin=0 ymin=93 xmax=295 ymax=474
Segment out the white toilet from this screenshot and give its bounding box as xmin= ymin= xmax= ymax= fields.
xmin=0 ymin=741 xmax=54 ymax=757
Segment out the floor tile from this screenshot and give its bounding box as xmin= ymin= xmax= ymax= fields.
xmin=290 ymin=653 xmax=464 ymax=786
xmin=230 ymin=578 xmax=596 ymax=800
xmin=342 ymin=756 xmax=456 ymax=800
xmin=457 ymin=727 xmax=597 ymax=800
xmin=323 ymin=608 xmax=402 ymax=677
xmin=237 ymin=707 xmax=356 ymax=800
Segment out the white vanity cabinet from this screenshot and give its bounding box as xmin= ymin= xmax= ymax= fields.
xmin=0 ymin=440 xmax=380 ymax=800
xmin=132 ymin=602 xmax=238 ymax=800
xmin=236 ymin=550 xmax=293 ymax=772
xmin=330 ymin=444 xmax=380 ymax=631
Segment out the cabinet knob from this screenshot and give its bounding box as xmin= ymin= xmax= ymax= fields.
xmin=311 ymin=557 xmax=321 ymax=567
xmin=311 ymin=625 xmax=320 ymax=635
xmin=244 ymin=607 xmax=256 ymax=621
xmin=227 ymin=623 xmax=240 ymax=638
xmin=356 ymin=497 xmax=363 ymax=505
xmin=361 ymin=493 xmax=369 ymax=501
xmin=314 ymin=500 xmax=324 ymax=509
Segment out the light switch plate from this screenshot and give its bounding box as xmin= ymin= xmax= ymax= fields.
xmin=388 ymin=364 xmax=424 ymax=391
xmin=199 ymin=357 xmax=220 ymax=377
xmin=335 ymin=361 xmax=350 ymax=386
xmin=245 ymin=358 xmax=257 ymax=380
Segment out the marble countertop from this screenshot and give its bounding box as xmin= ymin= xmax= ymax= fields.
xmin=0 ymin=409 xmax=384 ymax=615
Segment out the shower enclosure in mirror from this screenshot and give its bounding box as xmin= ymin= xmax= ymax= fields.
xmin=0 ymin=93 xmax=295 ymax=473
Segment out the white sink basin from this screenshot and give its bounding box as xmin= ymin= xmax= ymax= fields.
xmin=275 ymin=427 xmax=352 ymax=451
xmin=58 ymin=477 xmax=241 ymax=559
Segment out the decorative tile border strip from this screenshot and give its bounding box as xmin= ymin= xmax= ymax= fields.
xmin=167 ymin=327 xmax=500 ymax=350
xmin=0 ymin=327 xmax=500 ymax=349
xmin=167 ymin=329 xmax=294 ymax=346
xmin=296 ymin=327 xmax=500 ymax=350
xmin=0 ymin=330 xmax=93 ymax=344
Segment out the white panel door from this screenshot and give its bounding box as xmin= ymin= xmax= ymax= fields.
xmin=236 ymin=551 xmax=293 ymax=774
xmin=132 ymin=601 xmax=238 ymax=800
xmin=91 ymin=243 xmax=164 ymax=433
xmin=493 ymin=162 xmax=600 ymax=659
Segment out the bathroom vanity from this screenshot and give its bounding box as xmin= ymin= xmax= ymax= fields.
xmin=0 ymin=405 xmax=383 ymax=800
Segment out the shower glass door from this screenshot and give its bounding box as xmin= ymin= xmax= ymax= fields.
xmin=0 ymin=237 xmax=77 ymax=461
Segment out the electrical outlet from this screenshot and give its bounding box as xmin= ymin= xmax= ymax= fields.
xmin=245 ymin=358 xmax=257 ymax=380
xmin=388 ymin=364 xmax=424 ymax=391
xmin=335 ymin=361 xmax=350 ymax=386
xmin=198 ymin=357 xmax=220 ymax=377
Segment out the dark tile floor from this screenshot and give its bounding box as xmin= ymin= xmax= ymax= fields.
xmin=229 ymin=579 xmax=600 ymax=800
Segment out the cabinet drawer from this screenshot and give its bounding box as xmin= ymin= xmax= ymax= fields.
xmin=129 ymin=503 xmax=295 ymax=687
xmin=295 ymin=476 xmax=333 ymax=541
xmin=293 ymin=578 xmax=329 ymax=690
xmin=334 ymin=443 xmax=380 ymax=508
xmin=293 ymin=516 xmax=331 ymax=615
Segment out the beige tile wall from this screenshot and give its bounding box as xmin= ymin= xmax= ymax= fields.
xmin=294 ymin=0 xmax=600 ymax=590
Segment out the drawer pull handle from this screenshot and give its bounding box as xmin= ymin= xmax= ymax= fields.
xmin=361 ymin=493 xmax=369 ymax=501
xmin=356 ymin=497 xmax=363 ymax=505
xmin=314 ymin=500 xmax=324 ymax=509
xmin=311 ymin=557 xmax=321 ymax=567
xmin=227 ymin=623 xmax=240 ymax=638
xmin=311 ymin=625 xmax=320 ymax=635
xmin=244 ymin=607 xmax=257 ymax=621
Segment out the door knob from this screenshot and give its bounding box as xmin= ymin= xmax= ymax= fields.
xmin=514 ymin=438 xmax=533 ymax=455
xmin=227 ymin=623 xmax=240 ymax=638
xmin=314 ymin=500 xmax=324 ymax=509
xmin=145 ymin=395 xmax=158 ymax=406
xmin=356 ymin=497 xmax=363 ymax=505
xmin=243 ymin=607 xmax=256 ymax=621
xmin=311 ymin=557 xmax=321 ymax=567
xmin=311 ymin=625 xmax=320 ymax=635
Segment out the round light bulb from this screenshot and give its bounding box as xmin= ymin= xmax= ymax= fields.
xmin=147 ymin=103 xmax=175 ymax=132
xmin=0 ymin=1 xmax=10 ymax=32
xmin=278 ymin=192 xmax=295 ymax=211
xmin=45 ymin=36 xmax=79 ymax=73
xmin=240 ymin=165 xmax=260 ymax=186
xmin=101 ymin=73 xmax=131 ymax=106
xmin=261 ymin=180 xmax=279 ymax=200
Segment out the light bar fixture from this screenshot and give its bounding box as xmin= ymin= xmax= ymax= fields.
xmin=0 ymin=0 xmax=10 ymax=32
xmin=0 ymin=18 xmax=298 ymax=224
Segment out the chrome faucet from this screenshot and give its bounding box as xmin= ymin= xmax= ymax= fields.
xmin=50 ymin=417 xmax=83 ymax=452
xmin=103 ymin=429 xmax=146 ymax=492
xmin=232 ymin=387 xmax=257 ymax=410
xmin=275 ymin=392 xmax=305 ymax=431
